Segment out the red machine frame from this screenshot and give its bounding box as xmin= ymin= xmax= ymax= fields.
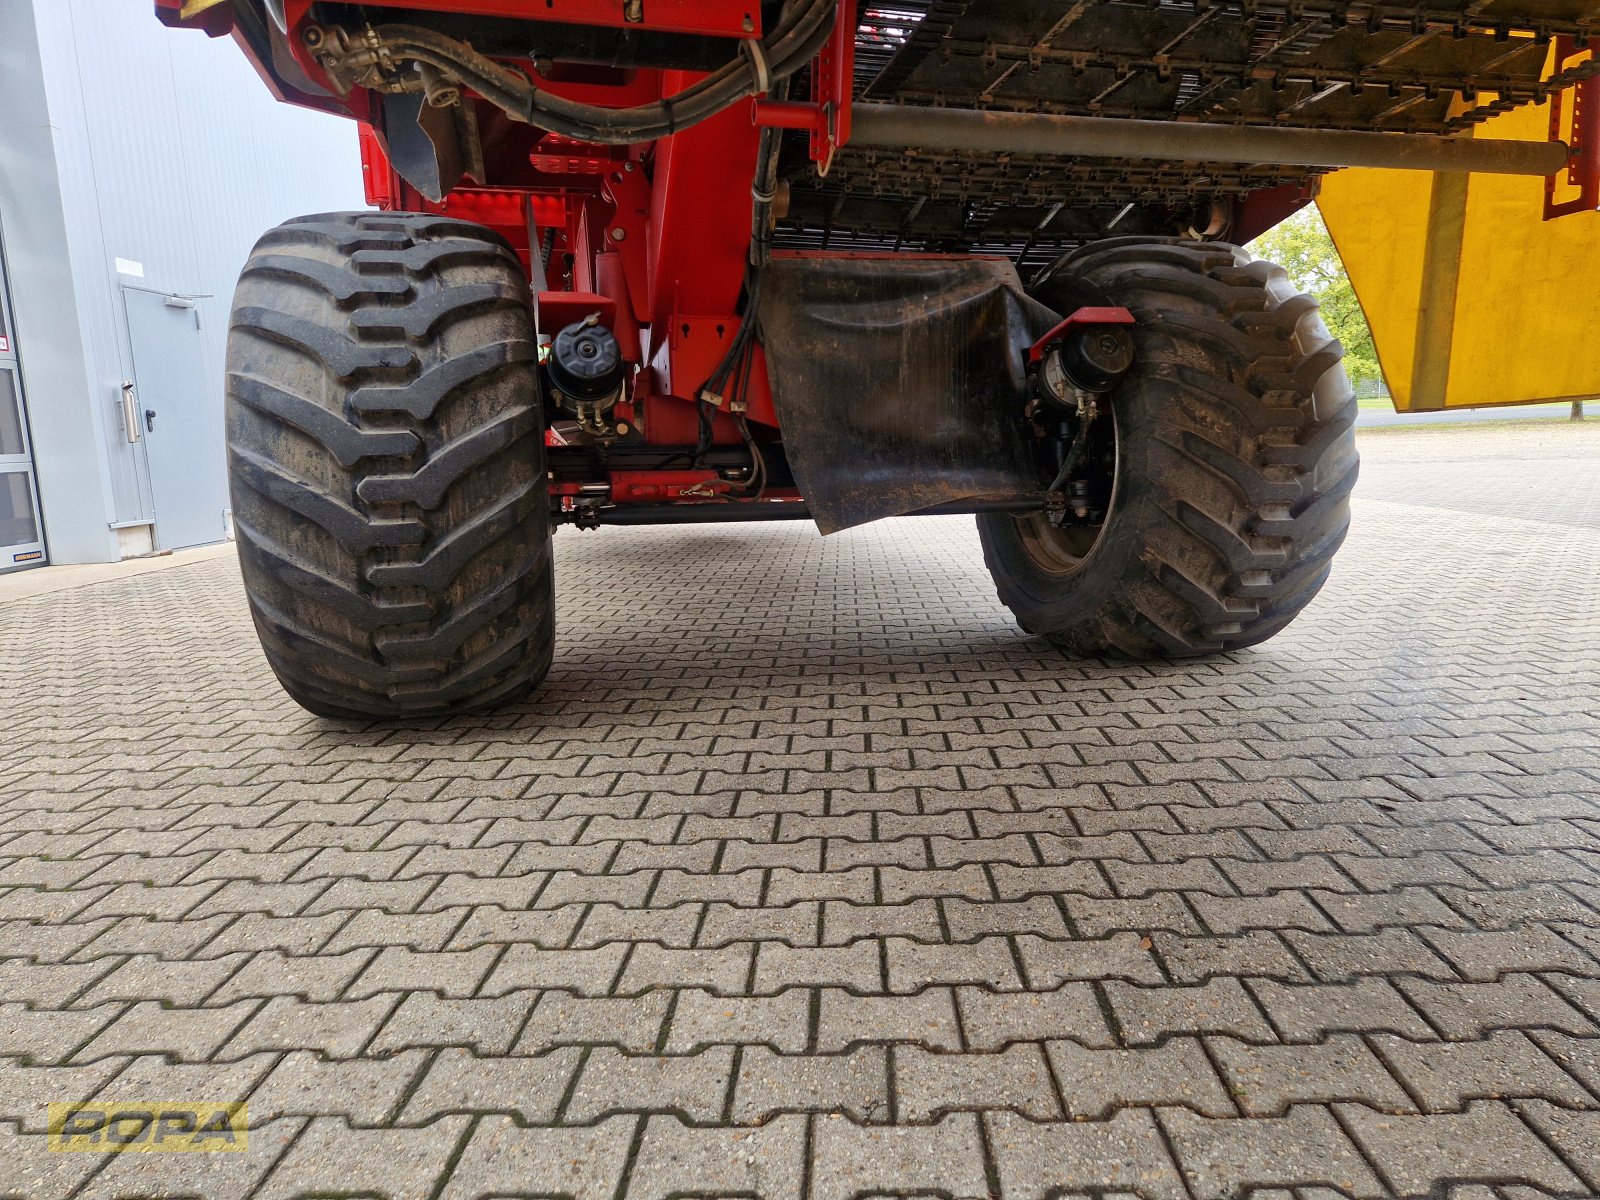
xmin=157 ymin=0 xmax=864 ymax=516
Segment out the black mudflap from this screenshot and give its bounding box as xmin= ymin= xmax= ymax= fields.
xmin=758 ymin=255 xmax=1056 ymax=534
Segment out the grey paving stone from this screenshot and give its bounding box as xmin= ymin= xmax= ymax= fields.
xmin=886 ymin=936 xmax=1022 ymax=992
xmin=1424 ymin=925 xmax=1600 ymax=982
xmin=731 ymin=1046 xmax=890 ymax=1123
xmin=1065 ymin=892 xmax=1206 ymax=937
xmin=8 ymin=426 xmax=1600 ymax=1199
xmin=1528 ymin=1029 xmax=1600 ymax=1097
xmin=345 ymin=944 xmax=500 ymax=999
xmin=89 ymin=1050 xmax=277 ymax=1106
xmin=945 ymin=895 xmax=1071 ymax=940
xmin=1047 ymin=1037 xmax=1235 ymax=1118
xmin=1550 ymin=973 xmax=1600 ymax=1025
xmin=370 ymin=990 xmax=537 ymax=1056
xmin=0 ymin=1119 xmax=110 ymax=1200
xmin=71 ymin=1000 xmax=258 ymax=1063
xmin=1207 ymin=1035 xmax=1414 ymax=1116
xmin=900 ymin=1037 xmax=1058 ymax=1122
xmin=255 ymin=1114 xmax=470 ymax=1200
xmin=222 ymin=995 xmax=396 ymax=1059
xmin=755 ymin=939 xmax=880 ymax=994
xmin=987 ymin=1108 xmax=1188 ymax=1200
xmin=398 ymin=1045 xmax=583 ymax=1124
xmin=77 ymin=880 xmax=220 ymax=921
xmin=626 ymin=1114 xmax=806 ymax=1200
xmin=821 ymin=898 xmax=941 ymax=944
xmin=71 ymin=953 xmax=248 ymax=1008
xmin=1372 ymin=1030 xmax=1595 ymax=1112
xmin=956 ymin=982 xmax=1116 ymax=1050
xmin=201 ymin=911 xmax=349 ymax=957
xmin=1398 ymin=974 xmax=1596 ymax=1039
xmin=78 ymin=914 xmax=235 ymax=959
xmin=816 ymin=987 xmax=961 ymax=1051
xmin=1160 ymin=1105 xmax=1388 ymax=1199
xmin=574 ymin=901 xmax=702 ymax=949
xmin=448 ymin=904 xmax=584 ymax=950
xmin=698 ymin=899 xmax=816 ymax=948
xmin=810 ymin=1112 xmax=991 ymax=1200
xmin=567 ymin=1045 xmax=736 ymax=1122
xmin=880 ymin=863 xmax=991 ymax=902
xmin=1107 ymin=979 xmax=1277 ymax=1046
xmin=480 ymin=943 xmax=628 ymax=997
xmin=1339 ymin=1100 xmax=1589 ymax=1195
xmin=0 ymin=1058 xmax=129 ymax=1132
xmin=437 ymin=1114 xmax=636 ymax=1200
xmin=617 ymin=943 xmax=754 ymax=994
xmin=74 ymin=1115 xmax=304 ymax=1200
xmin=323 ymin=906 xmax=470 ymax=953
xmin=249 ymin=1048 xmax=428 ymax=1126
xmin=664 ymin=993 xmax=816 ymax=1058
xmin=1309 ymin=886 xmax=1473 ymax=934
xmin=0 ymin=959 xmax=115 ymax=1006
xmin=1516 ymin=1100 xmax=1600 ymax=1192
xmin=1249 ymin=977 xmax=1437 ymax=1042
xmin=1014 ymin=931 xmax=1166 ymax=986
xmin=209 ymin=947 xmax=376 ymax=1004
xmin=423 ymin=872 xmax=546 ymax=913
xmin=1159 ymin=931 xmax=1311 ymax=984
xmin=1196 ymin=896 xmax=1331 ymax=940
xmin=1285 ymin=927 xmax=1458 ymax=982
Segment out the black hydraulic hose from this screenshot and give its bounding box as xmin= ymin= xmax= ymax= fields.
xmin=1045 ymin=413 xmax=1094 ymax=499
xmin=749 ymin=77 xmax=790 ymax=267
xmin=355 ymin=0 xmax=835 ymax=144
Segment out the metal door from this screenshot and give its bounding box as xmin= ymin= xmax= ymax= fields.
xmin=0 ymin=245 xmax=46 ymax=572
xmin=124 ymin=287 xmax=229 ymax=551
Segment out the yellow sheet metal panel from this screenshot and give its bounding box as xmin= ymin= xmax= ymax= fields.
xmin=1320 ymin=99 xmax=1600 ymax=411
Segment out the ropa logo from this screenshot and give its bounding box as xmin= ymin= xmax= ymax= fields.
xmin=48 ymin=1102 xmax=248 ymax=1153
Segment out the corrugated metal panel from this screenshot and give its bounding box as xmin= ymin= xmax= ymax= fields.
xmin=33 ymin=0 xmax=369 ymax=530
xmin=0 ymin=0 xmax=122 ymax=564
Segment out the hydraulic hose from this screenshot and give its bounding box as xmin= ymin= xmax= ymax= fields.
xmin=330 ymin=0 xmax=836 ymax=144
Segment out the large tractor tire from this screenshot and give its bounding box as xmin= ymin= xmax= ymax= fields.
xmin=226 ymin=212 xmax=554 ymax=720
xmin=979 ymin=237 xmax=1358 ymax=657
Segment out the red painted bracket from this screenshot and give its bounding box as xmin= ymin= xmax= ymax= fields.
xmin=753 ymin=0 xmax=857 ymax=173
xmin=537 ymin=291 xmax=616 ymax=333
xmin=1546 ymin=37 xmax=1600 ymax=219
xmin=1028 ymin=307 xmax=1136 ymax=367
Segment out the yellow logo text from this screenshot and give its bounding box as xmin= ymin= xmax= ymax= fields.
xmin=48 ymin=1103 xmax=248 ymax=1153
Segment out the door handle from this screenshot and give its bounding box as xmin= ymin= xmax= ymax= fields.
xmin=144 ymin=408 xmax=157 ymax=433
xmin=120 ymin=381 xmax=141 ymax=443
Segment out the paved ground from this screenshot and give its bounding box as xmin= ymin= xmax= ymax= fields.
xmin=2 ymin=422 xmax=1599 ymax=1200
xmin=1354 ymin=402 xmax=1585 ymax=429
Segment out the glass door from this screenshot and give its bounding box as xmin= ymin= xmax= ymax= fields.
xmin=0 ymin=247 xmax=46 ymax=571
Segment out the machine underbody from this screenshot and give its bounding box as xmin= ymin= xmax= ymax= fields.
xmin=157 ymin=0 xmax=1599 ymax=717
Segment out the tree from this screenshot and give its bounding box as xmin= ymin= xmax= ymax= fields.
xmin=1250 ymin=205 xmax=1384 ymax=387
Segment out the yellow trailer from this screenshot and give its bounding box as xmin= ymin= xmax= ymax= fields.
xmin=1322 ymin=45 xmax=1600 ymax=411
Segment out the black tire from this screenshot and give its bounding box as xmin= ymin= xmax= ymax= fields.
xmin=226 ymin=212 xmax=554 ymax=719
xmin=979 ymin=237 xmax=1358 ymax=658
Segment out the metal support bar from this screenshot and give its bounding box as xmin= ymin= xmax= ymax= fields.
xmin=753 ymin=100 xmax=828 ymax=134
xmin=850 ymin=104 xmax=1570 ymax=177
xmin=559 ymin=496 xmax=1044 ymax=527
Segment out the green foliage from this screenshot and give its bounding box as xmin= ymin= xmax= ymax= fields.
xmin=1249 ymin=205 xmax=1384 ymax=387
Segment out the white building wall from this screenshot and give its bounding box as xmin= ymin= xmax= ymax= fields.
xmin=0 ymin=0 xmax=120 ymax=565
xmin=0 ymin=0 xmax=369 ymax=563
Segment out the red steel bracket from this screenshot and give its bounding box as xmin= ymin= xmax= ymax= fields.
xmin=753 ymin=0 xmax=857 ymax=173
xmin=538 ymin=291 xmax=616 ymax=332
xmin=1546 ymin=37 xmax=1600 ymax=219
xmin=1028 ymin=307 xmax=1136 ymax=367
